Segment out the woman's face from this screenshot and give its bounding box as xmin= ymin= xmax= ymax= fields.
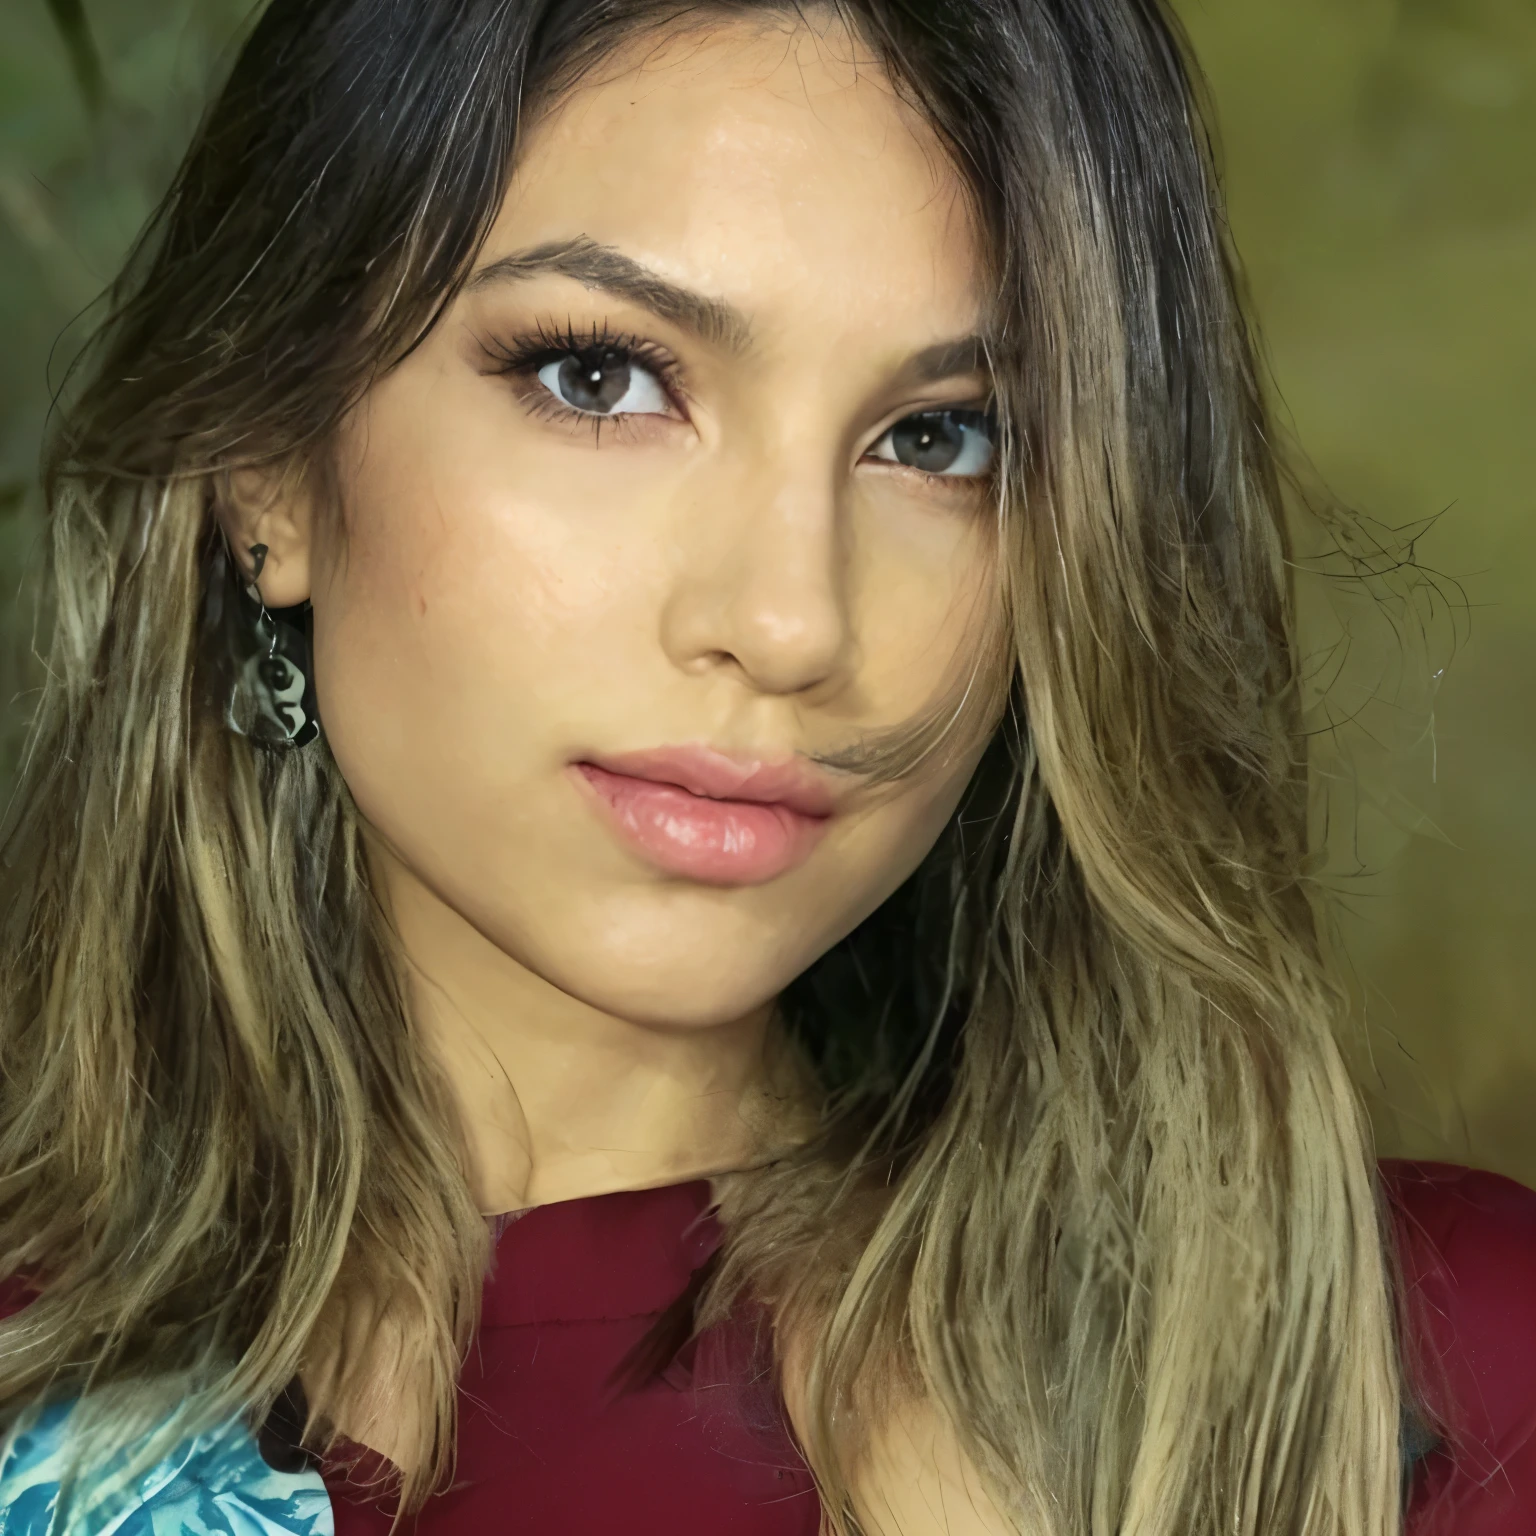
xmin=310 ymin=16 xmax=1001 ymax=1029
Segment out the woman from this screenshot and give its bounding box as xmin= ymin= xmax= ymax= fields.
xmin=0 ymin=0 xmax=1530 ymax=1532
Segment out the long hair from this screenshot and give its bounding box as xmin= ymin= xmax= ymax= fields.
xmin=0 ymin=1 xmax=1403 ymax=1532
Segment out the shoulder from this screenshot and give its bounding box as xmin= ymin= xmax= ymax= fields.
xmin=1384 ymin=1159 xmax=1536 ymax=1273
xmin=1382 ymin=1160 xmax=1536 ymax=1536
xmin=0 ymin=1392 xmax=333 ymax=1536
xmin=1383 ymin=1159 xmax=1536 ymax=1407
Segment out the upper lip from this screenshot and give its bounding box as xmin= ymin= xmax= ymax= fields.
xmin=579 ymin=745 xmax=841 ymax=818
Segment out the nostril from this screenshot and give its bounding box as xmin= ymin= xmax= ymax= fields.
xmin=658 ymin=536 xmax=852 ymax=697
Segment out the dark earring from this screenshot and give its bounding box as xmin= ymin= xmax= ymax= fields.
xmin=200 ymin=530 xmax=321 ymax=750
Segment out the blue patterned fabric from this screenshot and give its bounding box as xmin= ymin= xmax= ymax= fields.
xmin=0 ymin=1399 xmax=333 ymax=1536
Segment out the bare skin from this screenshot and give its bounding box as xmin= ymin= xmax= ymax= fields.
xmin=223 ymin=14 xmax=1010 ymax=1532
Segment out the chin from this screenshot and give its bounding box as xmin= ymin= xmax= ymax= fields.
xmin=501 ymin=885 xmax=837 ymax=1033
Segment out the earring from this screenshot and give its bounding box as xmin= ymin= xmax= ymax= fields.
xmin=200 ymin=530 xmax=321 ymax=750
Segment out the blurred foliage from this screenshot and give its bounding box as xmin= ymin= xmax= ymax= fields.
xmin=1174 ymin=0 xmax=1536 ymax=1183
xmin=0 ymin=0 xmax=254 ymax=770
xmin=44 ymin=0 xmax=106 ymax=113
xmin=0 ymin=0 xmax=1533 ymax=1180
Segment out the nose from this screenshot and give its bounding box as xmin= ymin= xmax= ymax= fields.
xmin=658 ymin=455 xmax=854 ymax=698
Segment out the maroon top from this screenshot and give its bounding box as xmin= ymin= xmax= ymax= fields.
xmin=327 ymin=1179 xmax=820 ymax=1535
xmin=323 ymin=1164 xmax=1536 ymax=1534
xmin=2 ymin=1164 xmax=1534 ymax=1532
xmin=1385 ymin=1161 xmax=1536 ymax=1535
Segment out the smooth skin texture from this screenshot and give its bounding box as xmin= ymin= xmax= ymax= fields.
xmin=222 ymin=15 xmax=1011 ymax=1531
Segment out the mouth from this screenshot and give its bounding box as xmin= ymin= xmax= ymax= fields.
xmin=571 ymin=745 xmax=838 ymax=887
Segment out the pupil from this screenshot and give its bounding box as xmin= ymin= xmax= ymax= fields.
xmin=558 ymin=350 xmax=630 ymax=413
xmin=892 ymin=412 xmax=965 ymax=473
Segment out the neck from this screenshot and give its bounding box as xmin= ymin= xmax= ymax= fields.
xmin=367 ymin=833 xmax=797 ymax=1213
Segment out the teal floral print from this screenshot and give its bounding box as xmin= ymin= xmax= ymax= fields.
xmin=0 ymin=1399 xmax=332 ymax=1535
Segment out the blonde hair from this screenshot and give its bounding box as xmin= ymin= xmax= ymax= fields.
xmin=0 ymin=0 xmax=1402 ymax=1531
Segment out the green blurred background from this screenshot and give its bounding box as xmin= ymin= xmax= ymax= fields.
xmin=1 ymin=1 xmax=1533 ymax=1181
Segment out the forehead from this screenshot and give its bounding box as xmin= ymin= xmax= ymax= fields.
xmin=488 ymin=14 xmax=983 ymax=347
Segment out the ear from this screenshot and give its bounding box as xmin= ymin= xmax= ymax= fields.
xmin=214 ymin=464 xmax=314 ymax=609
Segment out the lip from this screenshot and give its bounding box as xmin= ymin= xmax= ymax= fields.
xmin=572 ymin=745 xmax=838 ymax=886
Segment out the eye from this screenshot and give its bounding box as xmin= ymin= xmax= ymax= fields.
xmin=867 ymin=409 xmax=995 ymax=477
xmin=536 ymin=348 xmax=671 ymax=417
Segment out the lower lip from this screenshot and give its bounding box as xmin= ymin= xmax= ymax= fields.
xmin=574 ymin=763 xmax=830 ymax=886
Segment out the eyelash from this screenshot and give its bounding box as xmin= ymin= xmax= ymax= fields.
xmin=479 ymin=321 xmax=997 ymax=488
xmin=480 ymin=320 xmax=687 ymax=431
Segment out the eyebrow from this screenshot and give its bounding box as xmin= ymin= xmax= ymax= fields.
xmin=466 ymin=236 xmax=753 ymax=354
xmin=894 ymin=335 xmax=991 ymax=391
xmin=465 ymin=234 xmax=992 ymax=390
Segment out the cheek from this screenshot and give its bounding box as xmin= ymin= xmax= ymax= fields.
xmin=310 ymin=370 xmax=671 ymax=780
xmin=849 ymin=497 xmax=998 ymax=715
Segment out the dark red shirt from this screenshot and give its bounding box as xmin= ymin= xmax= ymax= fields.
xmin=3 ymin=1163 xmax=1532 ymax=1532
xmin=327 ymin=1180 xmax=819 ymax=1535
xmin=1384 ymin=1161 xmax=1536 ymax=1535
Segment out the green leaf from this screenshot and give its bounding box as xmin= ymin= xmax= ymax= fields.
xmin=44 ymin=0 xmax=105 ymax=116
